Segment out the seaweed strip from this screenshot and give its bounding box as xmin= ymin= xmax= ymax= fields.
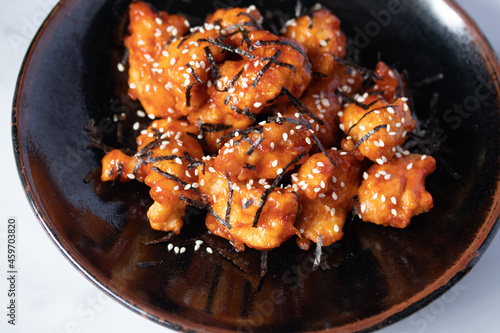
xmin=254 ymin=39 xmax=310 ymax=69
xmin=392 ymin=67 xmax=405 ymax=100
xmin=331 ymin=54 xmax=381 ymax=80
xmin=225 ymin=172 xmax=233 ymax=227
xmin=282 ymin=87 xmax=324 ymax=125
xmin=142 ymin=233 xmax=174 ymax=246
xmin=229 ymin=104 xmax=256 ymax=122
xmin=215 ymin=67 xmax=245 ymax=92
xmin=346 ymin=104 xmax=396 ymax=135
xmin=251 ymin=61 xmax=273 ymax=88
xmin=242 ymin=198 xmax=254 ymax=209
xmin=236 ymin=11 xmax=263 ymax=31
xmin=244 ymin=164 xmax=256 ymax=171
xmin=252 ymin=150 xmax=307 ymax=227
xmin=198 ymin=37 xmax=256 ymax=59
xmin=311 ymin=133 xmax=336 ymax=167
xmin=354 ymin=124 xmax=388 ymax=149
xmin=179 ymin=195 xmax=231 ymax=229
xmin=260 ymin=251 xmax=268 ymax=277
xmin=137 ymin=260 xmax=163 ymax=269
xmin=186 ymin=63 xmax=206 ymax=84
xmin=245 ymin=136 xmax=264 ymax=156
xmin=335 ymin=89 xmax=377 ymax=110
xmin=204 ymin=46 xmax=221 ymax=81
xmin=186 ymin=82 xmax=197 ymax=107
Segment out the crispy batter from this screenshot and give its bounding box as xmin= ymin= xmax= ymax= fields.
xmin=214 ymin=120 xmax=313 ymax=181
xmin=292 ymin=150 xmax=364 ymax=248
xmin=281 ymin=8 xmax=346 ymax=77
xmin=209 ymin=30 xmax=312 ymax=120
xmin=339 ymin=95 xmax=416 ymax=164
xmin=198 ymin=161 xmax=299 ymax=251
xmin=357 ymin=154 xmax=436 ymax=228
xmin=101 ymin=119 xmax=204 ymax=233
xmin=281 ymin=64 xmax=365 ymax=149
xmin=125 ymin=2 xmax=190 ymax=118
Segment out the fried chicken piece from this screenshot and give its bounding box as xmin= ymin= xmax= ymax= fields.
xmin=281 ymin=64 xmax=365 ymax=149
xmin=209 ymin=30 xmax=312 ymax=120
xmin=187 ymin=100 xmax=253 ymax=154
xmin=125 ymin=2 xmax=190 ymax=118
xmin=214 ymin=120 xmax=313 ymax=182
xmin=292 ymin=149 xmax=364 ymax=249
xmin=198 ymin=161 xmax=299 ymax=251
xmin=368 ymin=61 xmax=406 ymax=103
xmin=339 ymin=95 xmax=416 ymax=164
xmin=101 ymin=119 xmax=204 ymax=233
xmin=357 ymin=154 xmax=436 ymax=228
xmin=281 ymin=8 xmax=346 ymax=77
xmin=206 ymin=6 xmax=263 ymax=47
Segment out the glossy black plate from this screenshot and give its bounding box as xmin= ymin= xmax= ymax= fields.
xmin=12 ymin=0 xmax=500 ymax=332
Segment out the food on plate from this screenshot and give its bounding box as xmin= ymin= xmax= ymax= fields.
xmin=99 ymin=2 xmax=436 ymax=252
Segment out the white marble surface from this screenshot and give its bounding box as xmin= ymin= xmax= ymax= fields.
xmin=0 ymin=0 xmax=499 ymax=332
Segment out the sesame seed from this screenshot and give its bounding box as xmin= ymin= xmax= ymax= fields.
xmin=384 ymin=174 xmax=391 ymax=180
xmin=254 ymin=102 xmax=262 ymax=108
xmin=363 ymin=172 xmax=368 ymax=180
xmin=312 ymin=168 xmax=320 ymax=174
xmin=283 ymin=133 xmax=288 ymax=141
xmin=319 ymin=40 xmax=327 ymax=47
xmin=117 ymin=63 xmax=125 ymax=72
xmin=334 ymin=224 xmax=339 ymax=232
xmin=168 ymin=244 xmax=173 ymax=251
xmin=127 ymin=174 xmax=135 ymax=180
xmin=372 ymin=193 xmax=378 ymax=200
xmin=381 ymin=195 xmax=386 ymax=202
xmin=277 ymin=168 xmax=283 ymax=175
xmin=391 ymin=209 xmax=397 ymax=216
xmin=314 ymin=187 xmax=321 ymax=193
xmin=391 ymin=197 xmax=397 ymax=204
xmin=407 ymin=163 xmax=413 ymax=170
xmin=421 ymin=155 xmax=427 ymax=160
xmin=331 ymin=192 xmax=338 ymax=200
xmin=360 ymin=204 xmax=366 ymax=213
xmin=206 ymin=247 xmax=213 ymax=254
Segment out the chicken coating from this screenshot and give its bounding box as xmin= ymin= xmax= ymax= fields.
xmin=339 ymin=95 xmax=416 ymax=164
xmin=214 ymin=120 xmax=313 ymax=182
xmin=187 ymin=100 xmax=253 ymax=154
xmin=281 ymin=8 xmax=346 ymax=77
xmin=206 ymin=6 xmax=263 ymax=48
xmin=208 ymin=30 xmax=312 ymax=120
xmin=357 ymin=153 xmax=436 ymax=228
xmin=292 ymin=149 xmax=364 ymax=249
xmin=125 ymin=2 xmax=190 ymax=118
xmin=368 ymin=61 xmax=406 ymax=103
xmin=281 ymin=64 xmax=365 ymax=149
xmin=101 ymin=119 xmax=204 ymax=233
xmin=198 ymin=160 xmax=300 ymax=251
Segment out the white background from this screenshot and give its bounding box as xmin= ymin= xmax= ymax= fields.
xmin=0 ymin=0 xmax=499 ymax=332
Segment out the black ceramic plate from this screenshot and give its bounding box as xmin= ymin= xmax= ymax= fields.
xmin=12 ymin=0 xmax=500 ymax=332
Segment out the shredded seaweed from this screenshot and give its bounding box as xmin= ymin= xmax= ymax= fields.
xmin=215 ymin=67 xmax=245 ymax=92
xmin=236 ymin=11 xmax=263 ymax=30
xmin=354 ymin=124 xmax=388 ymax=149
xmin=225 ymin=172 xmax=234 ymax=227
xmin=198 ymin=37 xmax=256 ymax=59
xmin=281 ymin=87 xmax=324 ymax=125
xmin=179 ymin=195 xmax=231 ymax=229
xmin=252 ymin=150 xmax=307 ymax=227
xmin=204 ymin=46 xmax=221 ymax=81
xmin=185 ymin=82 xmax=197 ymax=107
xmin=244 ymin=163 xmax=256 ymax=171
xmin=311 ymin=133 xmax=337 ymax=167
xmin=260 ymin=251 xmax=268 ymax=277
xmin=331 ymin=54 xmax=381 ymax=80
xmin=242 ymin=198 xmax=254 ymax=210
xmin=142 ymin=233 xmax=174 ymax=246
xmin=186 ymin=63 xmax=206 ymax=84
xmin=346 ymin=104 xmax=396 ymax=135
xmin=229 ymin=104 xmax=256 ymax=122
xmin=245 ymin=136 xmax=264 ymax=156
